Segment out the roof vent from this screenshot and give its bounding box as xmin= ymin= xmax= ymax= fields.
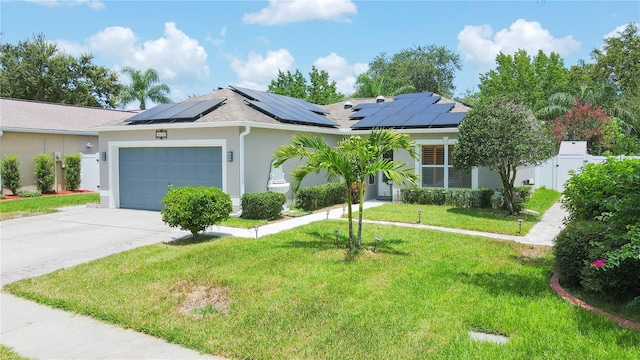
xmin=344 ymin=101 xmax=353 ymax=109
xmin=376 ymin=95 xmax=385 ymax=103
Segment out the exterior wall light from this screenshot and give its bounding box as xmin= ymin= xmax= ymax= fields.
xmin=227 ymin=151 xmax=233 ymax=162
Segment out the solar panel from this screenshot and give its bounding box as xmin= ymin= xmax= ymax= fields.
xmin=430 ymin=112 xmax=466 ymax=127
xmin=350 ymin=115 xmax=387 ymax=129
xmin=424 ymin=103 xmax=455 ymax=113
xmin=377 ymin=113 xmax=415 ymax=127
xmin=395 ymin=92 xmax=433 ymax=99
xmin=173 ymin=99 xmax=225 ymax=119
xmin=402 ymin=113 xmax=439 ymax=127
xmin=125 ymin=104 xmax=175 ymax=122
xmin=352 ymin=103 xmax=381 ymax=110
xmin=231 ymin=86 xmax=335 ymax=127
xmin=125 ymin=99 xmax=226 ymax=123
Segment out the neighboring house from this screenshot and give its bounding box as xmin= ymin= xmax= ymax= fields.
xmin=96 ymin=86 xmax=504 ymax=211
xmin=0 ymin=98 xmax=136 ymax=193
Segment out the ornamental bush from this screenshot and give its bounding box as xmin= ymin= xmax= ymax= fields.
xmin=553 ymin=221 xmax=609 ymax=286
xmin=17 ymin=189 xmax=42 ymax=198
xmin=64 ymin=153 xmax=81 ymax=191
xmin=161 ymin=186 xmax=232 ymax=239
xmin=33 ymin=154 xmax=55 ymax=194
xmin=241 ymin=192 xmax=286 ymax=220
xmin=1 ymin=155 xmax=21 ymax=194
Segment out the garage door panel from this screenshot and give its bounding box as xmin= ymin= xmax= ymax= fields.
xmin=119 ymin=147 xmax=222 ymax=211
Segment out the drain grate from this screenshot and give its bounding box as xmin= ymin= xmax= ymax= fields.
xmin=468 ymin=331 xmax=509 ymax=344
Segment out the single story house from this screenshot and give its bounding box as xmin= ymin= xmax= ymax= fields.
xmin=95 ymin=86 xmax=504 ymax=211
xmin=0 ymin=98 xmax=136 ymax=193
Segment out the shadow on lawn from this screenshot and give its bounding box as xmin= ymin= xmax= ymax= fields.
xmin=446 ymin=207 xmax=537 ymax=222
xmin=166 ymin=234 xmax=221 ymax=246
xmin=458 ymin=270 xmax=550 ymax=298
xmin=279 ymin=229 xmax=410 ymax=258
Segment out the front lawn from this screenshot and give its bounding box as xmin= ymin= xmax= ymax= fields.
xmin=359 ymin=188 xmax=561 ymax=235
xmin=6 ymin=221 xmax=638 ymax=359
xmin=0 ymin=193 xmax=99 ymax=220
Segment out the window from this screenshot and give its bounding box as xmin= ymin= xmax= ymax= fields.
xmin=421 ymin=144 xmax=470 ymax=188
xmin=368 ymin=174 xmax=375 ymax=185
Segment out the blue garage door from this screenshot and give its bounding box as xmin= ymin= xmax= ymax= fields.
xmin=119 ymin=147 xmax=222 ymax=211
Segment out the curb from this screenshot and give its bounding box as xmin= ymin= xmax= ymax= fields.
xmin=549 ymin=273 xmax=640 ymax=331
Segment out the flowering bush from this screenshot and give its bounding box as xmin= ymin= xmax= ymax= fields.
xmin=549 ymin=100 xmax=614 ymax=155
xmin=560 ymin=157 xmax=640 ymax=301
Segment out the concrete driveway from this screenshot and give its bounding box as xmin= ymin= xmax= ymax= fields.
xmin=0 ymin=205 xmax=226 ymax=359
xmin=1 ymin=205 xmax=189 ymax=286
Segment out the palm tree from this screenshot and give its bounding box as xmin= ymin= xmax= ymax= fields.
xmin=273 ymin=129 xmax=418 ymax=249
xmin=120 ymin=67 xmax=171 ymax=110
xmin=537 ymin=83 xmax=638 ymax=135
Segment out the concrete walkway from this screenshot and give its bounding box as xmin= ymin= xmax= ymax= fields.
xmin=1 ymin=201 xmax=567 ymax=359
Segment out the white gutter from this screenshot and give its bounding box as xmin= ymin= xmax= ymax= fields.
xmin=0 ymin=127 xmax=98 ymax=136
xmin=230 ymin=125 xmax=251 ymax=217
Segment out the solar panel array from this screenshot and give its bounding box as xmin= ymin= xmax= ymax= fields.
xmin=231 ymin=86 xmax=337 ymax=128
xmin=125 ymin=99 xmax=226 ymax=124
xmin=350 ymin=92 xmax=466 ymax=129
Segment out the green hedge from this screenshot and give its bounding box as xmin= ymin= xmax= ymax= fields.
xmin=1 ymin=155 xmax=21 ymax=194
xmin=241 ymin=192 xmax=286 ymax=220
xmin=401 ymin=188 xmax=493 ymax=208
xmin=295 ymin=182 xmax=347 ymax=211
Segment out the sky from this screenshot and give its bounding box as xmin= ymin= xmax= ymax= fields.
xmin=0 ymin=0 xmax=638 ymax=106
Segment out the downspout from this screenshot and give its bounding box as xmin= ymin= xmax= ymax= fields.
xmin=230 ymin=125 xmax=251 ymax=217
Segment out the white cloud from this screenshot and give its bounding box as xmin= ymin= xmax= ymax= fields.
xmin=313 ymin=53 xmax=368 ymax=95
xmin=205 ymin=26 xmax=226 ymax=46
xmin=53 ymin=39 xmax=89 ymax=57
xmin=604 ymin=23 xmax=630 ymax=39
xmin=229 ymin=49 xmax=296 ymax=90
xmin=87 ymin=22 xmax=209 ymax=83
xmin=243 ymin=0 xmax=357 ymax=25
xmin=457 ymin=19 xmax=581 ymax=70
xmin=26 ymin=0 xmax=105 ymax=10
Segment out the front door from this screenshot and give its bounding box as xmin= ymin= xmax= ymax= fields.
xmin=377 ymin=151 xmax=393 ymax=199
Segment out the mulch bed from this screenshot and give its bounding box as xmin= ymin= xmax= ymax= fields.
xmin=0 ymin=190 xmax=93 ymax=201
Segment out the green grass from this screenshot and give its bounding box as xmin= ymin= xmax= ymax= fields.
xmin=0 ymin=345 xmax=31 ymax=360
xmin=220 ymin=216 xmax=269 ymax=229
xmin=562 ymin=286 xmax=640 ymax=323
xmin=0 ymin=193 xmax=99 ymax=220
xmin=6 ymin=221 xmax=639 ymax=359
xmin=522 ymin=188 xmax=562 ymax=213
xmin=358 ymin=189 xmax=561 ymax=235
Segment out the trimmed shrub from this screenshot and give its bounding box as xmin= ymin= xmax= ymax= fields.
xmin=401 ymin=188 xmax=493 ymax=208
xmin=33 ymin=154 xmax=55 ymax=194
xmin=581 ymin=257 xmax=640 ymax=300
xmin=553 ymin=221 xmax=609 ymax=286
xmin=17 ymin=189 xmax=42 ymax=198
xmin=64 ymin=153 xmax=81 ymax=191
xmin=295 ymin=182 xmax=346 ymax=211
xmin=161 ymin=186 xmax=232 ymax=238
xmin=241 ymin=192 xmax=286 ymax=220
xmin=1 ymin=155 xmax=21 ymax=194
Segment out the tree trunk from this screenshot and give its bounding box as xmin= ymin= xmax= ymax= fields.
xmin=356 ymin=181 xmax=366 ymax=249
xmin=346 ymin=184 xmax=354 ymax=249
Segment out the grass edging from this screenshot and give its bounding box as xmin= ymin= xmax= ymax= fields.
xmin=550 ymin=273 xmax=640 ymax=332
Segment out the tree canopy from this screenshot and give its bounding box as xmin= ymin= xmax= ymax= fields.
xmin=477 ymin=49 xmax=570 ymax=112
xmin=354 ymin=45 xmax=461 ymax=98
xmin=267 ymin=66 xmax=344 ymax=105
xmin=453 ymin=97 xmax=555 ymax=214
xmin=273 ymin=129 xmax=418 ymax=249
xmin=119 ymin=67 xmax=171 ymax=110
xmin=0 ymin=33 xmax=122 ymax=108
